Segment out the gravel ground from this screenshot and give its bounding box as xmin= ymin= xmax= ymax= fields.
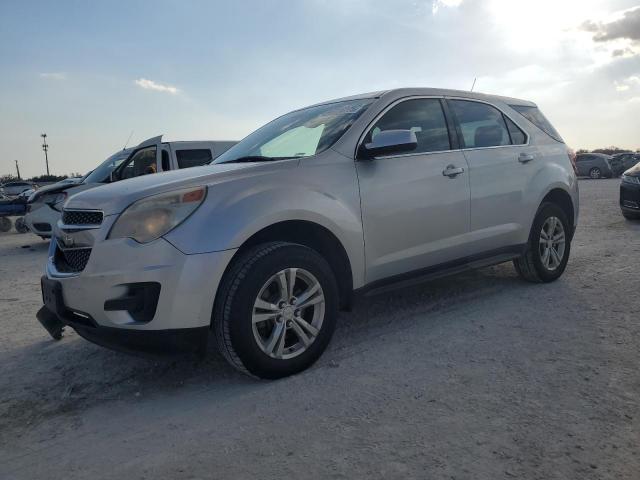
xmin=1 ymin=178 xmax=638 ymax=480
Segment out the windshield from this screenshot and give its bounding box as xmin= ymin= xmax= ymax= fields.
xmin=214 ymin=98 xmax=374 ymax=163
xmin=83 ymin=149 xmax=133 ymax=183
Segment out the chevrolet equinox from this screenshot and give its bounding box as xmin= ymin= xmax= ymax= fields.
xmin=37 ymin=88 xmax=579 ymax=379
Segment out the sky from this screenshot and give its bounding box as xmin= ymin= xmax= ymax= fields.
xmin=1 ymin=0 xmax=639 ymax=178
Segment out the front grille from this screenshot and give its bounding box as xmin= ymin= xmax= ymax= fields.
xmin=54 ymin=245 xmax=92 ymax=273
xmin=62 ymin=210 xmax=103 ymax=226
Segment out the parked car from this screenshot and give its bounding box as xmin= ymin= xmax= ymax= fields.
xmin=24 ymin=136 xmax=237 ymax=238
xmin=620 ymin=162 xmax=640 ymax=220
xmin=575 ymin=153 xmax=614 ymax=179
xmin=36 ymin=88 xmax=578 ymax=379
xmin=0 ymin=196 xmax=28 ymax=232
xmin=0 ymin=180 xmax=35 ymax=196
xmin=611 ymin=153 xmax=640 ymax=177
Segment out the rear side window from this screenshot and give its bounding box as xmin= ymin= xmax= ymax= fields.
xmin=365 ymin=98 xmax=451 ymax=154
xmin=449 ymin=100 xmax=511 ymax=148
xmin=176 ymin=149 xmax=213 ymax=169
xmin=504 ymin=116 xmax=526 ymax=145
xmin=510 ymin=105 xmax=563 ymax=142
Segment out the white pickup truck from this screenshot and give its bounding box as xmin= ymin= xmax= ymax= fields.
xmin=25 ymin=135 xmax=237 ymax=238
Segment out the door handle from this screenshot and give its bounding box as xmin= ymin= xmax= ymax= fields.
xmin=442 ymin=165 xmax=465 ymax=178
xmin=518 ymin=153 xmax=535 ymax=163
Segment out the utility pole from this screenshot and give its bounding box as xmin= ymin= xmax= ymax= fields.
xmin=15 ymin=160 xmax=21 ymax=179
xmin=41 ymin=133 xmax=50 ymax=176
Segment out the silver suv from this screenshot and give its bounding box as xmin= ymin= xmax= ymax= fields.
xmin=37 ymin=88 xmax=579 ymax=379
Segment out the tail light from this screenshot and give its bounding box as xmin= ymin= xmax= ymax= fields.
xmin=567 ymin=148 xmax=577 ymax=174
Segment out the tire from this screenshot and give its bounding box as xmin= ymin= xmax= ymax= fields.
xmin=589 ymin=167 xmax=601 ymax=179
xmin=514 ymin=203 xmax=571 ymax=283
xmin=14 ymin=217 xmax=29 ymax=234
xmin=213 ymin=241 xmax=339 ymax=379
xmin=0 ymin=217 xmax=11 ymax=233
xmin=622 ymin=211 xmax=640 ymax=220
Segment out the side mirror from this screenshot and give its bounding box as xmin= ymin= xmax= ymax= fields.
xmin=358 ymin=129 xmax=418 ymax=160
xmin=109 ymin=171 xmax=117 ymax=183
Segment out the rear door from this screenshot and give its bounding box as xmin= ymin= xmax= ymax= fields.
xmin=446 ymin=98 xmax=532 ymax=254
xmin=356 ymin=97 xmax=471 ymax=283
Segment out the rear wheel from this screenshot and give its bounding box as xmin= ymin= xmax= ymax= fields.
xmin=0 ymin=217 xmax=11 ymax=232
xmin=589 ymin=167 xmax=602 ymax=179
xmin=213 ymin=242 xmax=339 ymax=379
xmin=514 ymin=203 xmax=571 ymax=283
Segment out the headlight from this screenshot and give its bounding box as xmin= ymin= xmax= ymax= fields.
xmin=622 ymin=174 xmax=640 ymax=185
xmin=108 ymin=186 xmax=206 ymax=243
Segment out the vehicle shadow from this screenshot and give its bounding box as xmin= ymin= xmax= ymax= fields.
xmin=0 ymin=261 xmax=586 ymax=438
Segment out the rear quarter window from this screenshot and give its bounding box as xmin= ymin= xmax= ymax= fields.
xmin=510 ymin=105 xmax=563 ymax=143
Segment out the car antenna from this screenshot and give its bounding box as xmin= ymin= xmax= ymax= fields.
xmin=123 ymin=130 xmax=134 ymax=150
xmin=470 ymin=77 xmax=477 ymax=92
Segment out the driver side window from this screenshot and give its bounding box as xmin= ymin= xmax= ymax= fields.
xmin=119 ymin=147 xmax=157 ymax=180
xmin=365 ymin=99 xmax=451 ymax=155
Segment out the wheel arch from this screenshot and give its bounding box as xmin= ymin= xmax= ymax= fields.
xmin=217 ymin=220 xmax=355 ymax=311
xmin=540 ymin=187 xmax=575 ymax=238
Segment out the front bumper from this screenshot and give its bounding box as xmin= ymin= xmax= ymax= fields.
xmin=25 ymin=202 xmax=59 ymax=237
xmin=37 ymin=301 xmax=209 ymax=354
xmin=41 ymin=232 xmax=237 ymax=352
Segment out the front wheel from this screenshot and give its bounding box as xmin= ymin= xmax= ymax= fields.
xmin=213 ymin=242 xmax=339 ymax=379
xmin=514 ymin=203 xmax=571 ymax=283
xmin=14 ymin=217 xmax=29 ymax=234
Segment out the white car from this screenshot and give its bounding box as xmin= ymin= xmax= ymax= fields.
xmin=25 ymin=136 xmax=237 ymax=238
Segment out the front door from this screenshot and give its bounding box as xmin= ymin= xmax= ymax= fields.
xmin=356 ymin=97 xmax=471 ymax=283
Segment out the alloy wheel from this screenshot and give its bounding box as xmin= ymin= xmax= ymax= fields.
xmin=251 ymin=268 xmax=325 ymax=360
xmin=539 ymin=216 xmax=566 ymax=271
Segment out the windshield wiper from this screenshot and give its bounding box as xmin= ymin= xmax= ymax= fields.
xmin=223 ymin=155 xmax=301 ymax=163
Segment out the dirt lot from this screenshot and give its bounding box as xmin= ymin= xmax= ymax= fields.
xmin=1 ymin=178 xmax=638 ymax=479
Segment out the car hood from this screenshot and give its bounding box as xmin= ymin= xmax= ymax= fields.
xmin=30 ymin=181 xmax=102 ymax=203
xmin=623 ymin=162 xmax=640 ymax=177
xmin=64 ymin=162 xmax=291 ymax=215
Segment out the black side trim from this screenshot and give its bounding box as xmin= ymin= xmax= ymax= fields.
xmin=356 ymin=244 xmax=526 ymax=297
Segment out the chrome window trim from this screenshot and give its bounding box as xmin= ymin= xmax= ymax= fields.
xmin=355 ymin=95 xmax=531 ymax=161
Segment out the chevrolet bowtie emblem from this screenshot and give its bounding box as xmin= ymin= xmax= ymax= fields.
xmin=62 ymin=235 xmax=74 ymax=247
